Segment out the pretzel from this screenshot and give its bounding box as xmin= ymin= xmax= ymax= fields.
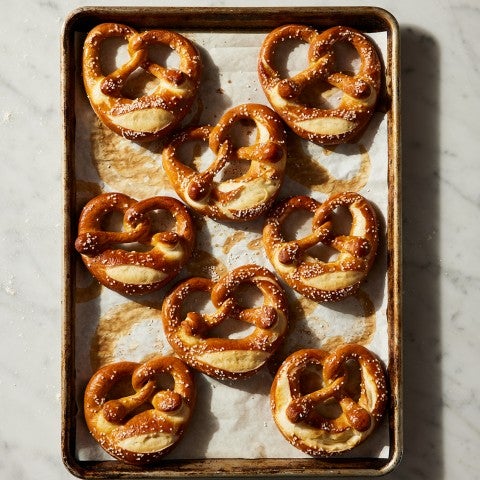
xmin=75 ymin=193 xmax=195 ymax=295
xmin=162 ymin=264 xmax=289 ymax=380
xmin=270 ymin=344 xmax=387 ymax=455
xmin=258 ymin=25 xmax=381 ymax=145
xmin=84 ymin=356 xmax=195 ymax=465
xmin=162 ymin=103 xmax=287 ymax=221
xmin=263 ymin=192 xmax=378 ymax=302
xmin=82 ymin=23 xmax=202 ymax=142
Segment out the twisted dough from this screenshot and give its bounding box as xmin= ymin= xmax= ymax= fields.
xmin=270 ymin=344 xmax=388 ymax=455
xmin=75 ymin=193 xmax=195 ymax=295
xmin=83 ymin=23 xmax=201 ymax=141
xmin=263 ymin=192 xmax=378 ymax=302
xmin=162 ymin=264 xmax=289 ymax=380
xmin=84 ymin=356 xmax=195 ymax=465
xmin=258 ymin=25 xmax=381 ymax=145
xmin=162 ymin=103 xmax=286 ymax=221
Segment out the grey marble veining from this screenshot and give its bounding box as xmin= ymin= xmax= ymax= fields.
xmin=0 ymin=0 xmax=479 ymax=479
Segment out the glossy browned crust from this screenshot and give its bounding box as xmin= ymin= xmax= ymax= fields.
xmin=84 ymin=356 xmax=195 ymax=465
xmin=162 ymin=103 xmax=287 ymax=221
xmin=75 ymin=192 xmax=195 ymax=295
xmin=263 ymin=192 xmax=379 ymax=302
xmin=270 ymin=344 xmax=388 ymax=455
xmin=258 ymin=25 xmax=381 ymax=145
xmin=83 ymin=23 xmax=202 ymax=142
xmin=162 ymin=264 xmax=289 ymax=380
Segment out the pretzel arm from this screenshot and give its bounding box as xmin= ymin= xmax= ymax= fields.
xmin=187 ymin=139 xmax=232 ymax=201
xmin=236 ymin=141 xmax=285 ymax=164
xmin=329 ymin=235 xmax=372 ymax=257
xmin=338 ymin=396 xmax=372 ymax=432
xmin=102 ymin=381 xmax=156 ymax=423
xmin=285 ymin=376 xmax=344 ymax=423
xmin=277 ymin=54 xmax=331 ymax=100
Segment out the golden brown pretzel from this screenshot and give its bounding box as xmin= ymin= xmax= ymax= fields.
xmin=263 ymin=192 xmax=378 ymax=301
xmin=162 ymin=264 xmax=289 ymax=380
xmin=258 ymin=25 xmax=381 ymax=145
xmin=270 ymin=344 xmax=388 ymax=455
xmin=84 ymin=356 xmax=195 ymax=465
xmin=83 ymin=23 xmax=202 ymax=142
xmin=162 ymin=103 xmax=287 ymax=221
xmin=75 ymin=192 xmax=195 ymax=295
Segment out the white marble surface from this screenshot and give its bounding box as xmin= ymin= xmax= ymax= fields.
xmin=0 ymin=0 xmax=478 ymax=478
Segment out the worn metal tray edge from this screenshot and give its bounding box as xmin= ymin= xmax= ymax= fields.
xmin=61 ymin=5 xmax=402 ymax=478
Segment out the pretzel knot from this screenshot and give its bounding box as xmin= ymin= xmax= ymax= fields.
xmin=84 ymin=356 xmax=195 ymax=465
xmin=258 ymin=25 xmax=381 ymax=145
xmin=82 ymin=23 xmax=202 ymax=142
xmin=162 ymin=103 xmax=287 ymax=221
xmin=75 ymin=193 xmax=195 ymax=295
xmin=263 ymin=192 xmax=378 ymax=302
xmin=270 ymin=344 xmax=388 ymax=455
xmin=162 ymin=264 xmax=289 ymax=380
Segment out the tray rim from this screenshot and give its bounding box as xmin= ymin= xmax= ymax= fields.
xmin=61 ymin=5 xmax=402 ymax=478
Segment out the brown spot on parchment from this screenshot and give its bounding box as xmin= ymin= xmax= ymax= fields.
xmin=90 ymin=118 xmax=169 ymax=199
xmin=322 ymin=289 xmax=377 ymax=351
xmin=292 ymin=296 xmax=319 ymax=322
xmin=247 ymin=236 xmax=263 ymax=251
xmin=223 ymin=231 xmax=246 ymax=254
xmin=75 ymin=180 xmax=102 ymax=213
xmin=90 ymin=302 xmax=167 ymax=372
xmin=270 ymin=289 xmax=377 ymax=373
xmin=186 ymin=249 xmax=228 ymax=280
xmin=286 ymin=134 xmax=371 ymax=194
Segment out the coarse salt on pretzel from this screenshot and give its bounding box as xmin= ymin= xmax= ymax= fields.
xmin=162 ymin=264 xmax=289 ymax=380
xmin=263 ymin=192 xmax=378 ymax=302
xmin=270 ymin=344 xmax=388 ymax=455
xmin=84 ymin=355 xmax=195 ymax=465
xmin=258 ymin=25 xmax=381 ymax=145
xmin=83 ymin=23 xmax=202 ymax=142
xmin=75 ymin=192 xmax=195 ymax=295
xmin=162 ymin=103 xmax=287 ymax=221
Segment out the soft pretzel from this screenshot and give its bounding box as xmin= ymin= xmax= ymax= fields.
xmin=162 ymin=103 xmax=287 ymax=221
xmin=162 ymin=264 xmax=289 ymax=380
xmin=270 ymin=344 xmax=388 ymax=455
xmin=83 ymin=23 xmax=202 ymax=142
xmin=263 ymin=192 xmax=378 ymax=302
xmin=84 ymin=356 xmax=195 ymax=465
xmin=258 ymin=25 xmax=381 ymax=145
xmin=75 ymin=192 xmax=195 ymax=295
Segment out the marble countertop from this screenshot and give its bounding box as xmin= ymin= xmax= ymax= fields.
xmin=1 ymin=0 xmax=478 ymax=478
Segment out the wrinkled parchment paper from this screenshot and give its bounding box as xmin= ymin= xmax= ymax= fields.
xmin=72 ymin=29 xmax=390 ymax=461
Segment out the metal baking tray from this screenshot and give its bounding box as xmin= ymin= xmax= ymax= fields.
xmin=61 ymin=6 xmax=401 ymax=478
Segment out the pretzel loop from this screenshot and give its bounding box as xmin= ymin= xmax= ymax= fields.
xmin=263 ymin=192 xmax=378 ymax=302
xmin=270 ymin=344 xmax=388 ymax=455
xmin=83 ymin=23 xmax=201 ymax=141
xmin=162 ymin=104 xmax=287 ymax=221
xmin=84 ymin=356 xmax=195 ymax=465
xmin=162 ymin=265 xmax=289 ymax=380
xmin=75 ymin=192 xmax=195 ymax=295
xmin=258 ymin=25 xmax=382 ymax=144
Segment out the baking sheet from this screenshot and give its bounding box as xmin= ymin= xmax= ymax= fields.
xmin=62 ymin=6 xmax=401 ymax=478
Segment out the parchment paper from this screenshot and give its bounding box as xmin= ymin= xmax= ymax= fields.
xmin=73 ymin=29 xmax=390 ymax=461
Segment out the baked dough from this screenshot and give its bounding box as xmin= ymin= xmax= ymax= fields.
xmin=84 ymin=356 xmax=195 ymax=465
xmin=270 ymin=344 xmax=387 ymax=455
xmin=162 ymin=264 xmax=289 ymax=380
xmin=83 ymin=23 xmax=201 ymax=141
xmin=263 ymin=192 xmax=378 ymax=301
xmin=75 ymin=192 xmax=195 ymax=295
xmin=258 ymin=25 xmax=381 ymax=145
xmin=162 ymin=103 xmax=286 ymax=221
